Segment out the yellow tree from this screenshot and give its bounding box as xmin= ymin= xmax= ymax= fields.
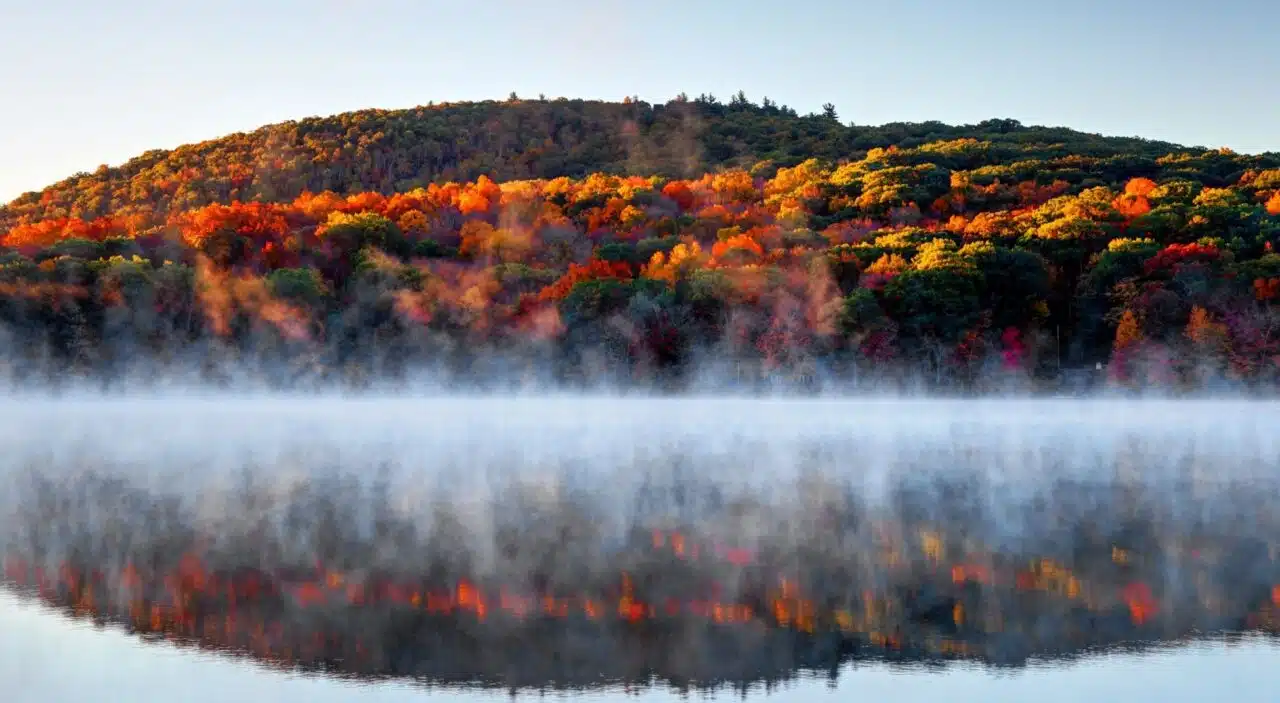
xmin=1107 ymin=308 xmax=1145 ymax=385
xmin=397 ymin=210 xmax=430 ymax=235
xmin=458 ymin=221 xmax=531 ymax=263
xmin=1114 ymin=310 xmax=1142 ymax=352
xmin=1185 ymin=306 xmax=1229 ymax=354
xmin=642 ymin=241 xmax=705 ymax=283
xmin=865 ymin=253 xmax=907 ymax=276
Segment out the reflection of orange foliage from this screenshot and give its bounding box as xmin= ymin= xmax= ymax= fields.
xmin=1123 ymin=582 xmax=1157 ymax=625
xmin=537 ymin=259 xmax=632 ymax=302
xmin=12 ymin=526 xmax=1279 ymax=671
xmin=195 ymin=257 xmax=310 ymax=341
xmin=951 ymin=564 xmax=992 ymax=585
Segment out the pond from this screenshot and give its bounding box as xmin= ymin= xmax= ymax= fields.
xmin=2 ymin=396 xmax=1279 ymax=701
xmin=4 ymin=591 xmax=1279 ymax=702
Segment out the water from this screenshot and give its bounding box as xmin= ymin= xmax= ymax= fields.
xmin=2 ymin=396 xmax=1279 ymax=701
xmin=4 ymin=592 xmax=1280 ymax=702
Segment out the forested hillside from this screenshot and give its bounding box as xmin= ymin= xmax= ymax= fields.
xmin=2 ymin=95 xmax=1279 ymax=391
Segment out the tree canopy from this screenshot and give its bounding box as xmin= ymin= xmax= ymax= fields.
xmin=1 ymin=95 xmax=1278 ymax=392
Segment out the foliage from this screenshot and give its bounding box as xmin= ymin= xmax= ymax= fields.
xmin=0 ymin=96 xmax=1278 ymax=390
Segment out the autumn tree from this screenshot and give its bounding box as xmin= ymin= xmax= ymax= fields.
xmin=1266 ymin=192 xmax=1280 ymax=216
xmin=3 ymin=98 xmax=1280 ymax=389
xmin=1114 ymin=309 xmax=1143 ymax=352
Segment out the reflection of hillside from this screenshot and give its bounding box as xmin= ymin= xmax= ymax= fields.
xmin=4 ymin=461 xmax=1280 ymax=691
xmin=5 ymin=587 xmax=1280 ymax=696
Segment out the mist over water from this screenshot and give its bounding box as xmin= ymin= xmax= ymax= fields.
xmin=2 ymin=395 xmax=1279 ymax=695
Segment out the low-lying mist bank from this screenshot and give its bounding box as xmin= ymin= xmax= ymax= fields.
xmin=2 ymin=397 xmax=1279 ymax=687
xmin=0 ymin=350 xmax=1274 ymax=398
xmin=1 ymin=396 xmax=1276 ymax=483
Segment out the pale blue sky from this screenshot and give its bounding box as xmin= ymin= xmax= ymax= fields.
xmin=1 ymin=0 xmax=1277 ymax=203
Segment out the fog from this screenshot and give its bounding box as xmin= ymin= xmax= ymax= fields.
xmin=1 ymin=395 xmax=1278 ymax=687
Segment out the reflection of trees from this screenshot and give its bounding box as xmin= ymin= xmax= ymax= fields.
xmin=11 ymin=583 xmax=1280 ymax=695
xmin=3 ymin=454 xmax=1280 ymax=691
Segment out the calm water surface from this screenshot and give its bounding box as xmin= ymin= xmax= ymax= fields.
xmin=3 ymin=397 xmax=1280 ymax=701
xmin=4 ymin=591 xmax=1280 ymax=703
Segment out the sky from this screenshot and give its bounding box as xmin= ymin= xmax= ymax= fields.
xmin=1 ymin=0 xmax=1277 ymax=203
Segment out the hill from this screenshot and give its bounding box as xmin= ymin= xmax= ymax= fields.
xmin=1 ymin=95 xmax=1279 ymax=392
xmin=1 ymin=95 xmax=1249 ymax=232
